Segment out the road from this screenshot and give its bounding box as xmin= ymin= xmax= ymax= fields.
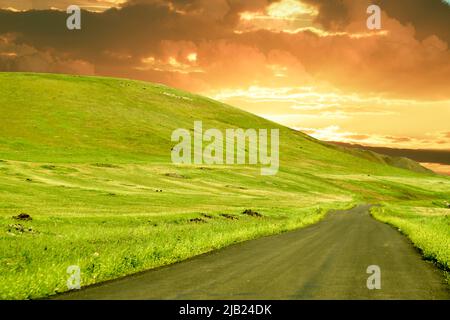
xmin=56 ymin=205 xmax=449 ymax=300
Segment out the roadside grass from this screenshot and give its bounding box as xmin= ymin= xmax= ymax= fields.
xmin=371 ymin=202 xmax=450 ymax=285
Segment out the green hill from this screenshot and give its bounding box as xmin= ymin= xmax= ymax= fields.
xmin=0 ymin=73 xmax=430 ymax=173
xmin=0 ymin=72 xmax=449 ymax=299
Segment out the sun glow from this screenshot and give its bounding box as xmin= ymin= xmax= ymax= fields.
xmin=267 ymin=0 xmax=318 ymax=19
xmin=187 ymin=53 xmax=197 ymax=62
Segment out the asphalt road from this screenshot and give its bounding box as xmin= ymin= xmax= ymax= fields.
xmin=57 ymin=205 xmax=449 ymax=300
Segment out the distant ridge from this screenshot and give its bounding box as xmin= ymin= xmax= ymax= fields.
xmin=326 ymin=142 xmax=433 ymax=174
xmin=330 ymin=142 xmax=450 ymax=165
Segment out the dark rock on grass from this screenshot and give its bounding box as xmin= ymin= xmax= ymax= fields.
xmin=432 ymin=201 xmax=450 ymax=209
xmin=242 ymin=209 xmax=263 ymax=218
xmin=13 ymin=213 xmax=32 ymax=221
xmin=41 ymin=165 xmax=56 ymax=170
xmin=225 ymin=185 xmax=247 ymax=190
xmin=220 ymin=214 xmax=239 ymax=220
xmin=189 ymin=218 xmax=206 ymax=223
xmin=399 ymin=191 xmax=418 ymax=200
xmin=91 ymin=163 xmax=121 ymax=169
xmin=26 ymin=178 xmax=33 ymax=182
xmin=201 ymin=213 xmax=213 ymax=219
xmin=164 ymin=173 xmax=186 ymax=179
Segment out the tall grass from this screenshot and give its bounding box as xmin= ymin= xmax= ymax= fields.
xmin=371 ymin=204 xmax=450 ymax=281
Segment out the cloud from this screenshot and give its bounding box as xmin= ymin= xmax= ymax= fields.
xmin=0 ymin=0 xmax=126 ymax=11
xmin=375 ymin=0 xmax=450 ymax=44
xmin=346 ymin=134 xmax=371 ymax=141
xmin=0 ymin=33 xmax=94 ymax=74
xmin=295 ymin=125 xmax=450 ymax=150
xmin=0 ymin=1 xmax=449 ymax=98
xmin=302 ymin=0 xmax=450 ymax=44
xmin=301 ymin=0 xmax=350 ymax=30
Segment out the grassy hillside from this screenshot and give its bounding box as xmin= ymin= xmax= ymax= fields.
xmin=0 ymin=72 xmax=449 ymax=299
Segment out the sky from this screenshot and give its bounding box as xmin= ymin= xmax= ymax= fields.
xmin=0 ymin=0 xmax=449 ymax=158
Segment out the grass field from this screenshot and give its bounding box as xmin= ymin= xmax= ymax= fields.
xmin=371 ymin=201 xmax=450 ymax=283
xmin=1 ymin=72 xmax=449 ymax=299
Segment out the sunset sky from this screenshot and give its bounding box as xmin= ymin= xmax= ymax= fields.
xmin=0 ymin=1 xmax=449 ymax=156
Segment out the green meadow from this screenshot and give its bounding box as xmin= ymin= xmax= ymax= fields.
xmin=371 ymin=201 xmax=450 ymax=282
xmin=0 ymin=72 xmax=449 ymax=299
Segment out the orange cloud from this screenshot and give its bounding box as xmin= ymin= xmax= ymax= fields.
xmin=0 ymin=0 xmax=126 ymax=12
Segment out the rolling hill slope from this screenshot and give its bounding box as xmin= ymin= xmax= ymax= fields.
xmin=0 ymin=72 xmax=449 ymax=299
xmin=0 ymin=73 xmax=430 ymax=173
